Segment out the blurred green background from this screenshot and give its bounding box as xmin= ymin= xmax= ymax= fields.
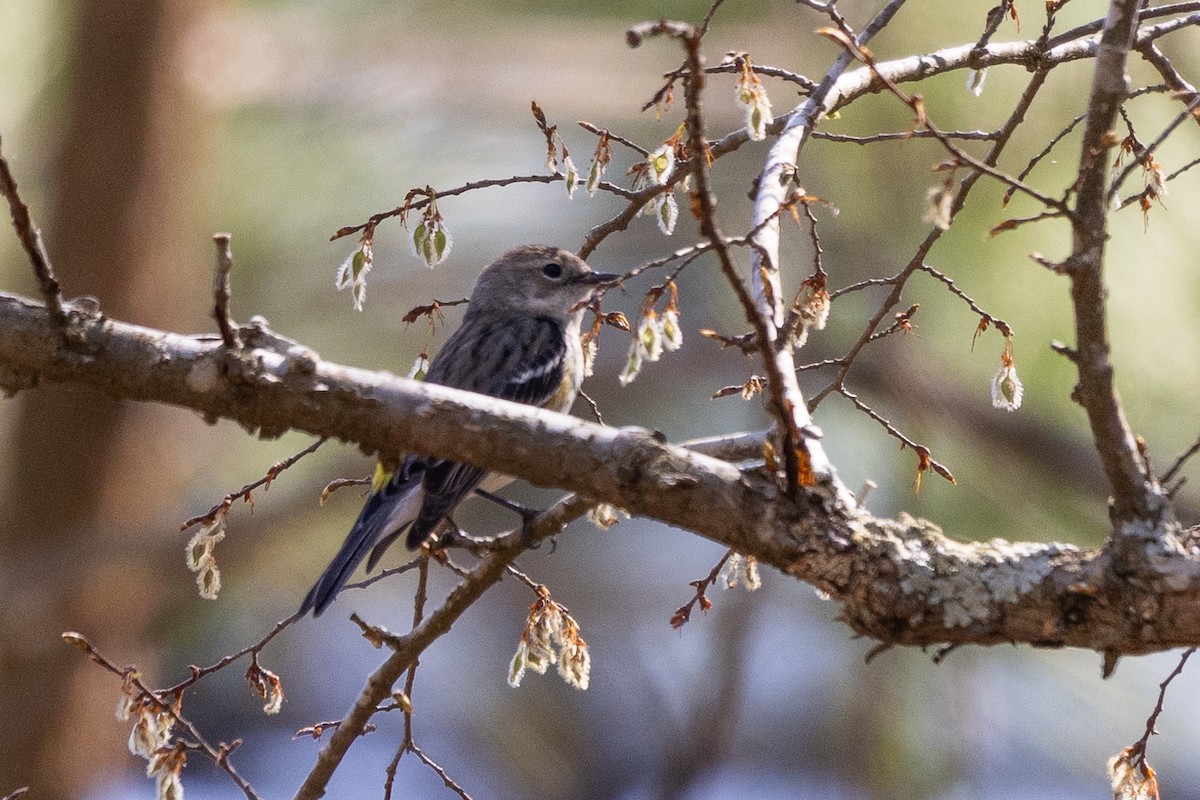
xmin=2 ymin=0 xmax=1199 ymax=798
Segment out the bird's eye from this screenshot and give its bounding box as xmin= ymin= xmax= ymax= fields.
xmin=541 ymin=263 xmax=563 ymax=279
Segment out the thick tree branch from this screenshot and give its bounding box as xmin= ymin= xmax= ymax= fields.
xmin=4 ymin=291 xmax=1200 ymax=658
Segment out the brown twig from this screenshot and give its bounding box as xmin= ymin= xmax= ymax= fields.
xmin=179 ymin=437 xmax=328 ymax=531
xmin=1043 ymin=2 xmax=1200 ymax=50
xmin=212 ymin=233 xmax=240 ymax=349
xmin=813 ymin=129 xmax=998 ymax=144
xmin=411 ymin=743 xmax=475 ymax=800
xmin=294 ymin=493 xmax=596 ymax=800
xmin=967 ymin=0 xmax=1018 ymax=60
xmin=61 ymin=632 xmax=262 ymax=799
xmin=293 ymin=718 xmax=373 ymax=740
xmin=1003 ymin=83 xmax=1167 ymax=207
xmin=382 ymin=558 xmax=435 ymax=800
xmin=821 ymin=28 xmax=1071 ymax=215
xmin=1065 ymin=0 xmax=1160 ymax=526
xmin=836 ymin=385 xmax=956 ymax=487
xmin=1003 ymin=112 xmax=1086 ymax=206
xmin=576 ymin=120 xmax=648 ymax=156
xmin=867 ymin=304 xmax=920 ymax=343
xmin=670 ymin=549 xmax=734 ymax=628
xmin=918 ymin=263 xmax=1012 ymax=338
xmin=1128 ymin=647 xmax=1196 ymax=767
xmin=341 ymin=559 xmax=425 ymax=594
xmin=401 ymin=297 xmax=469 ymax=326
xmin=162 ymin=614 xmax=299 ymax=697
xmin=629 ymin=19 xmax=808 ymax=495
xmin=1162 ymin=433 xmax=1200 ymax=485
xmin=583 ymin=12 xmax=1198 ymax=264
xmin=1109 ymin=94 xmax=1200 ymax=199
xmin=0 ymin=137 xmax=65 ymax=323
xmin=810 ymin=62 xmax=1051 ymax=411
xmin=332 ymin=174 xmax=637 ymax=242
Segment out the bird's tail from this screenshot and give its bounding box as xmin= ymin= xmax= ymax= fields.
xmin=299 ymin=464 xmax=423 ymax=616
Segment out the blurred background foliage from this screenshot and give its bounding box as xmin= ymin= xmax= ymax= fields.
xmin=1 ymin=0 xmax=1199 ymax=798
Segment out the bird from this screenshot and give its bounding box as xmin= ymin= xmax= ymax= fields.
xmin=300 ymin=245 xmax=619 ymax=616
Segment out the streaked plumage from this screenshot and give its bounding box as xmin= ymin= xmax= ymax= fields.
xmin=300 ymin=245 xmax=617 ymax=616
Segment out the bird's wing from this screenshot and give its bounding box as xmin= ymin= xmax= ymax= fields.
xmin=299 ymin=458 xmax=425 ymax=616
xmin=401 ymin=315 xmax=570 ymax=550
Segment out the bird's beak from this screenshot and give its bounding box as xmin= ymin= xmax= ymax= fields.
xmin=576 ymin=271 xmax=623 ymax=287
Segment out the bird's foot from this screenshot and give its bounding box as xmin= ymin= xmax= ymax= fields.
xmin=474 ymin=488 xmax=546 ymax=549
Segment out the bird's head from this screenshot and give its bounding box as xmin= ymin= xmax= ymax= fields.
xmin=469 ymin=245 xmax=621 ymax=320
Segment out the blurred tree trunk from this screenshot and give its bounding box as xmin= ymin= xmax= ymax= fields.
xmin=0 ymin=0 xmax=206 ymax=795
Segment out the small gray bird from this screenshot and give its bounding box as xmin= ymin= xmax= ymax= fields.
xmin=300 ymin=245 xmax=618 ymax=616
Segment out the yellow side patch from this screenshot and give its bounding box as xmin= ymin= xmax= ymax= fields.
xmin=371 ymin=462 xmax=394 ymax=494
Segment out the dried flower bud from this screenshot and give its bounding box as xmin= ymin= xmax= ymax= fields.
xmin=619 ymin=337 xmax=643 ymax=386
xmin=654 ymin=192 xmax=679 ymax=235
xmin=735 ymin=56 xmax=774 ymax=141
xmin=586 ymin=132 xmax=611 ymax=197
xmin=991 ymin=343 xmax=1024 ymax=411
xmin=660 ymin=308 xmax=683 ymax=352
xmin=563 ymin=154 xmax=579 ymax=200
xmin=335 ymin=242 xmax=373 ymax=311
xmin=637 ymin=310 xmax=664 ymax=362
xmin=924 ymin=184 xmax=954 ymax=230
xmin=186 ymin=515 xmax=226 ymax=600
xmin=407 ymin=200 xmax=452 ymax=268
xmin=407 ymin=354 xmax=430 ymax=381
xmin=647 ymin=144 xmax=675 ymax=185
xmin=965 ymin=68 xmax=987 ymax=96
xmin=509 ymin=595 xmax=591 ymax=690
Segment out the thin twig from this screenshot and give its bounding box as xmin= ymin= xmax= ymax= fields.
xmin=628 ymin=19 xmax=806 ymax=495
xmin=1109 ymin=94 xmax=1200 ymax=200
xmin=332 ymin=174 xmax=637 ymax=241
xmin=824 ymin=29 xmax=1072 ymax=215
xmin=1003 ymin=113 xmax=1085 ymax=206
xmin=836 ymin=385 xmax=956 ymax=486
xmin=867 ymin=304 xmax=920 ymax=342
xmin=341 ymin=559 xmax=424 ymax=593
xmin=1003 ymin=82 xmax=1170 ymax=206
xmin=812 ymin=129 xmax=998 ymax=144
xmin=1162 ymin=433 xmax=1200 ymax=484
xmin=810 ymin=63 xmax=1051 ymax=410
xmin=62 ymin=632 xmax=262 ymax=799
xmin=212 ymin=233 xmax=240 ymax=349
xmin=1128 ymin=647 xmax=1196 ymax=767
xmin=919 ymin=263 xmax=1012 ymax=337
xmin=179 ymin=437 xmax=328 ymax=531
xmin=1043 ymin=2 xmax=1200 ymax=49
xmin=294 ymin=493 xmax=595 ymax=800
xmin=829 ymin=275 xmax=900 ymax=300
xmin=0 ymin=137 xmax=65 ymax=322
xmin=382 ymin=558 xmax=433 ymax=800
xmin=161 ymin=613 xmax=299 ymax=696
xmin=704 ymin=62 xmax=817 ymax=91
xmin=577 ymin=120 xmax=648 ymax=155
xmin=412 ymin=743 xmax=475 ymax=800
xmin=1137 ymin=41 xmax=1200 ymax=120
xmin=670 ymin=548 xmax=735 ymax=628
